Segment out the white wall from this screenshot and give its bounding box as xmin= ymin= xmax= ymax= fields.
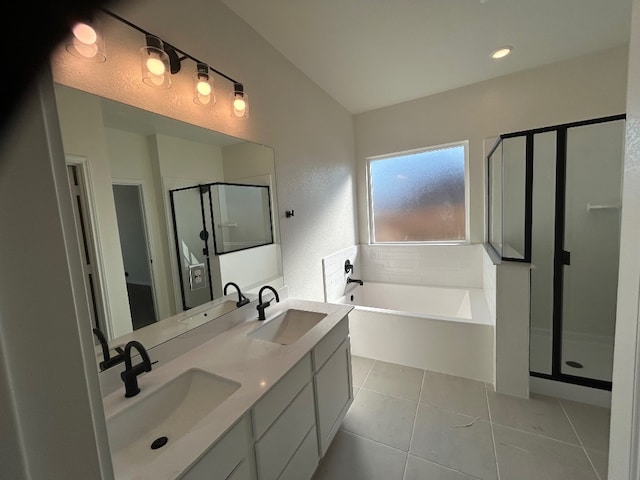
xmin=482 ymin=247 xmax=497 ymax=323
xmin=355 ymin=45 xmax=629 ymax=245
xmin=222 ymin=142 xmax=280 ymax=245
xmin=610 ymin=0 xmax=640 ymax=477
xmin=106 ymin=126 xmax=175 ymax=318
xmin=495 ymin=262 xmax=531 ymax=398
xmin=54 ymin=85 xmax=133 ymax=338
xmin=0 ymin=70 xmax=112 ymax=479
xmin=50 ymin=0 xmax=357 ymax=302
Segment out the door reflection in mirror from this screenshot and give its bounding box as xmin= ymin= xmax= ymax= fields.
xmin=113 ymin=183 xmax=158 ymax=330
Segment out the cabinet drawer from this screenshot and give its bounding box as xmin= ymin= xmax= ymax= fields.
xmin=255 ymin=382 xmax=315 ymax=480
xmin=312 ymin=315 xmax=349 ymax=371
xmin=277 ymin=426 xmax=319 ymax=480
xmin=180 ymin=415 xmax=252 ymax=480
xmin=252 ymin=354 xmax=311 ymax=439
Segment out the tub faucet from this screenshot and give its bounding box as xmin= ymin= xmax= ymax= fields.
xmin=223 ymin=281 xmax=250 ymax=307
xmin=347 ymin=277 xmax=364 ymax=286
xmin=257 ymin=285 xmax=280 ymax=320
xmin=120 ymin=340 xmax=153 ymax=398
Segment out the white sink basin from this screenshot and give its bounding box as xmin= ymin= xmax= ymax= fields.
xmin=248 ymin=309 xmax=327 ymax=345
xmin=106 ymin=368 xmax=240 ymax=466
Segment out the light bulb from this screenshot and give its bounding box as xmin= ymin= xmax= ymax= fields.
xmin=491 ymin=46 xmax=512 ymax=59
xmin=66 ymin=20 xmax=105 ymax=61
xmin=141 ymin=39 xmax=171 ymax=88
xmin=233 ymin=97 xmax=246 ymax=113
xmin=146 ymin=57 xmax=166 ymax=76
xmin=229 ymin=84 xmax=249 ymax=118
xmin=72 ymin=23 xmax=97 ymax=45
xmin=197 ymin=80 xmax=212 ymax=96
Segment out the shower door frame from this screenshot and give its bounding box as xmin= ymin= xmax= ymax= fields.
xmin=488 ymin=114 xmax=625 ymax=391
xmin=169 ymin=184 xmax=216 ymax=311
xmin=546 ymin=114 xmax=624 ymax=391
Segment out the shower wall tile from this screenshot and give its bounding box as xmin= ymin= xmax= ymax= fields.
xmin=360 ymin=244 xmax=484 ymax=288
xmin=322 ymin=245 xmax=360 ymax=302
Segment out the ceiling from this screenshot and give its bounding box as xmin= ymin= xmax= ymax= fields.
xmin=220 ymin=0 xmax=634 ymax=114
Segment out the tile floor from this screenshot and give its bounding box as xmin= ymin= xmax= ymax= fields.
xmin=312 ymin=355 xmax=611 ymax=480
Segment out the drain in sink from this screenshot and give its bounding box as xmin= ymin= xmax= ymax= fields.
xmin=150 ymin=436 xmax=169 ymax=450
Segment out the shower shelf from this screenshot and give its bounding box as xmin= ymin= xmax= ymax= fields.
xmin=586 ymin=203 xmax=621 ymax=211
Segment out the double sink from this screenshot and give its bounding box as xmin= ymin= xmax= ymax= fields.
xmin=105 ymin=306 xmax=327 ymax=468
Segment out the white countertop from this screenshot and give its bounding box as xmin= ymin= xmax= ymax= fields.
xmin=102 ymin=298 xmax=353 ymax=480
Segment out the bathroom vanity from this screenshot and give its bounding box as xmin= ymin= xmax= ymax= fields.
xmin=101 ymin=297 xmax=354 ymax=480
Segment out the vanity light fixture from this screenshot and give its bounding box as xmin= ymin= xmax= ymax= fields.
xmin=230 ymin=83 xmax=249 ymax=119
xmin=79 ymin=9 xmax=249 ymax=116
xmin=491 ymin=45 xmax=513 ymax=59
xmin=65 ymin=17 xmax=106 ymax=62
xmin=194 ymin=63 xmax=215 ymax=105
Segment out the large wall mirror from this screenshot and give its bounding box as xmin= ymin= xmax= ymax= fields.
xmin=53 ymin=84 xmax=283 ymax=361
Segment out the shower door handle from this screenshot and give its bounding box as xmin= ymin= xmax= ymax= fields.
xmin=561 ymin=250 xmax=571 ymax=266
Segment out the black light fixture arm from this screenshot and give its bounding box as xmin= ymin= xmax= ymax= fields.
xmin=100 ymin=8 xmax=242 ymax=87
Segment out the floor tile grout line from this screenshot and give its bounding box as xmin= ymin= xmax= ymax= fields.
xmin=405 ymin=453 xmax=486 ymax=480
xmin=487 ymin=393 xmax=585 ymax=448
xmin=486 ymin=388 xmax=501 ymax=480
xmin=558 ymin=398 xmax=602 ymax=480
xmin=338 ymin=427 xmax=410 ymax=456
xmin=417 ymin=399 xmax=490 ymax=421
xmin=492 ymin=421 xmax=589 ymax=449
xmin=358 ymin=385 xmax=423 ymax=404
xmin=403 ymin=369 xmax=426 ymax=479
xmin=357 ymin=358 xmax=376 ymax=389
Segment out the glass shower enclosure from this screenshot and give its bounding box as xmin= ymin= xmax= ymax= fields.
xmin=170 ymin=182 xmax=274 ymax=311
xmin=487 ymin=114 xmax=626 ymax=390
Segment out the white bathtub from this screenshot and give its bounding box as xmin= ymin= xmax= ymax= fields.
xmin=338 ymin=282 xmax=495 ymax=383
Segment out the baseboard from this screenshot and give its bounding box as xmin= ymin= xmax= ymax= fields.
xmin=530 ymin=375 xmax=611 ymax=408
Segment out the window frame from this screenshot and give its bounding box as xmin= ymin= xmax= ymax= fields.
xmin=366 ymin=140 xmax=470 ymax=245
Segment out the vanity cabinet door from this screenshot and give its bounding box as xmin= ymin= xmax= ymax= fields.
xmin=276 ymin=425 xmax=319 ymax=480
xmin=313 ymin=337 xmax=353 ymax=457
xmin=179 ymin=415 xmax=255 ymax=480
xmin=254 ymin=382 xmax=316 ymax=480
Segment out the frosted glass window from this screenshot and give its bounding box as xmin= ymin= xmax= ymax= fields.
xmin=368 ymin=143 xmax=467 ymax=243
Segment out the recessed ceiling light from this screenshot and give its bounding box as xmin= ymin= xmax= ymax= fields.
xmin=491 ymin=46 xmax=513 ymax=59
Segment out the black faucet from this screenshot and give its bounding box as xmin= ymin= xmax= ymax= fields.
xmin=257 ymin=285 xmax=280 ymax=320
xmin=347 ymin=277 xmax=364 ymax=286
xmin=223 ymin=281 xmax=250 ymax=307
xmin=93 ymin=328 xmax=125 ymax=371
xmin=120 ymin=340 xmax=153 ymax=398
